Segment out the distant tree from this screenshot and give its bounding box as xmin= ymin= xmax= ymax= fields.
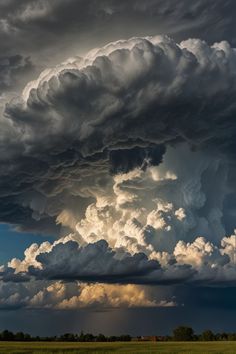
xmin=108 ymin=335 xmax=117 ymax=342
xmin=228 ymin=333 xmax=236 ymax=341
xmin=221 ymin=332 xmax=228 ymax=341
xmin=24 ymin=333 xmax=31 ymax=341
xmin=201 ymin=330 xmax=215 ymax=341
xmin=15 ymin=332 xmax=25 ymax=341
xmin=173 ymin=326 xmax=194 ymax=341
xmin=83 ymin=333 xmax=95 ymax=342
xmin=59 ymin=333 xmax=76 ymax=342
xmin=215 ymin=333 xmax=222 ymax=341
xmin=96 ymin=333 xmax=107 ymax=342
xmin=1 ymin=330 xmax=14 ymax=341
xmin=78 ymin=331 xmax=85 ymax=342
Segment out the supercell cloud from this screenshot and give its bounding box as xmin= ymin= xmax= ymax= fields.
xmin=1 ymin=35 xmax=236 ymax=308
xmin=2 ymin=35 xmax=236 ymax=231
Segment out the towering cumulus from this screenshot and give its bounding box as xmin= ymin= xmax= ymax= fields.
xmin=0 ymin=1 xmax=236 ymax=330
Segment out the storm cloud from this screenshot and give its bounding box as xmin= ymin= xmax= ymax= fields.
xmin=2 ymin=0 xmax=236 ymax=336
xmin=0 ymin=35 xmax=236 ymax=235
xmin=1 ymin=34 xmax=236 ymax=304
xmin=1 ymin=0 xmax=236 ymax=62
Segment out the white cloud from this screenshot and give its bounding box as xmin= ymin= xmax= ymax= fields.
xmin=0 ymin=280 xmax=176 ymax=310
xmin=57 ymin=283 xmax=161 ymax=309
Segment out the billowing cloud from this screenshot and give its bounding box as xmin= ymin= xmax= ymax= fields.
xmin=2 ymin=229 xmax=236 ymax=286
xmin=56 ymin=283 xmax=174 ymax=309
xmin=28 ymin=240 xmax=160 ymax=283
xmin=2 ymin=0 xmax=236 ymax=335
xmin=0 ymin=35 xmax=236 ymax=235
xmin=0 ymin=280 xmax=176 ymax=310
xmin=1 ymin=34 xmax=236 ymax=300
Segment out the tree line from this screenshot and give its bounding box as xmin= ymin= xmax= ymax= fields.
xmin=152 ymin=327 xmax=236 ymax=341
xmin=1 ymin=327 xmax=236 ymax=341
xmin=171 ymin=326 xmax=236 ymax=341
xmin=0 ymin=330 xmax=131 ymax=342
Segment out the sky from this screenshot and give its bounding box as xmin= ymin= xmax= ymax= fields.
xmin=1 ymin=0 xmax=236 ymax=336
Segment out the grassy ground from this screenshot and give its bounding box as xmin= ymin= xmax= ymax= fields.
xmin=0 ymin=341 xmax=236 ymax=354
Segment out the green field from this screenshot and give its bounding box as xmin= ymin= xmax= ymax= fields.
xmin=0 ymin=341 xmax=236 ymax=354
